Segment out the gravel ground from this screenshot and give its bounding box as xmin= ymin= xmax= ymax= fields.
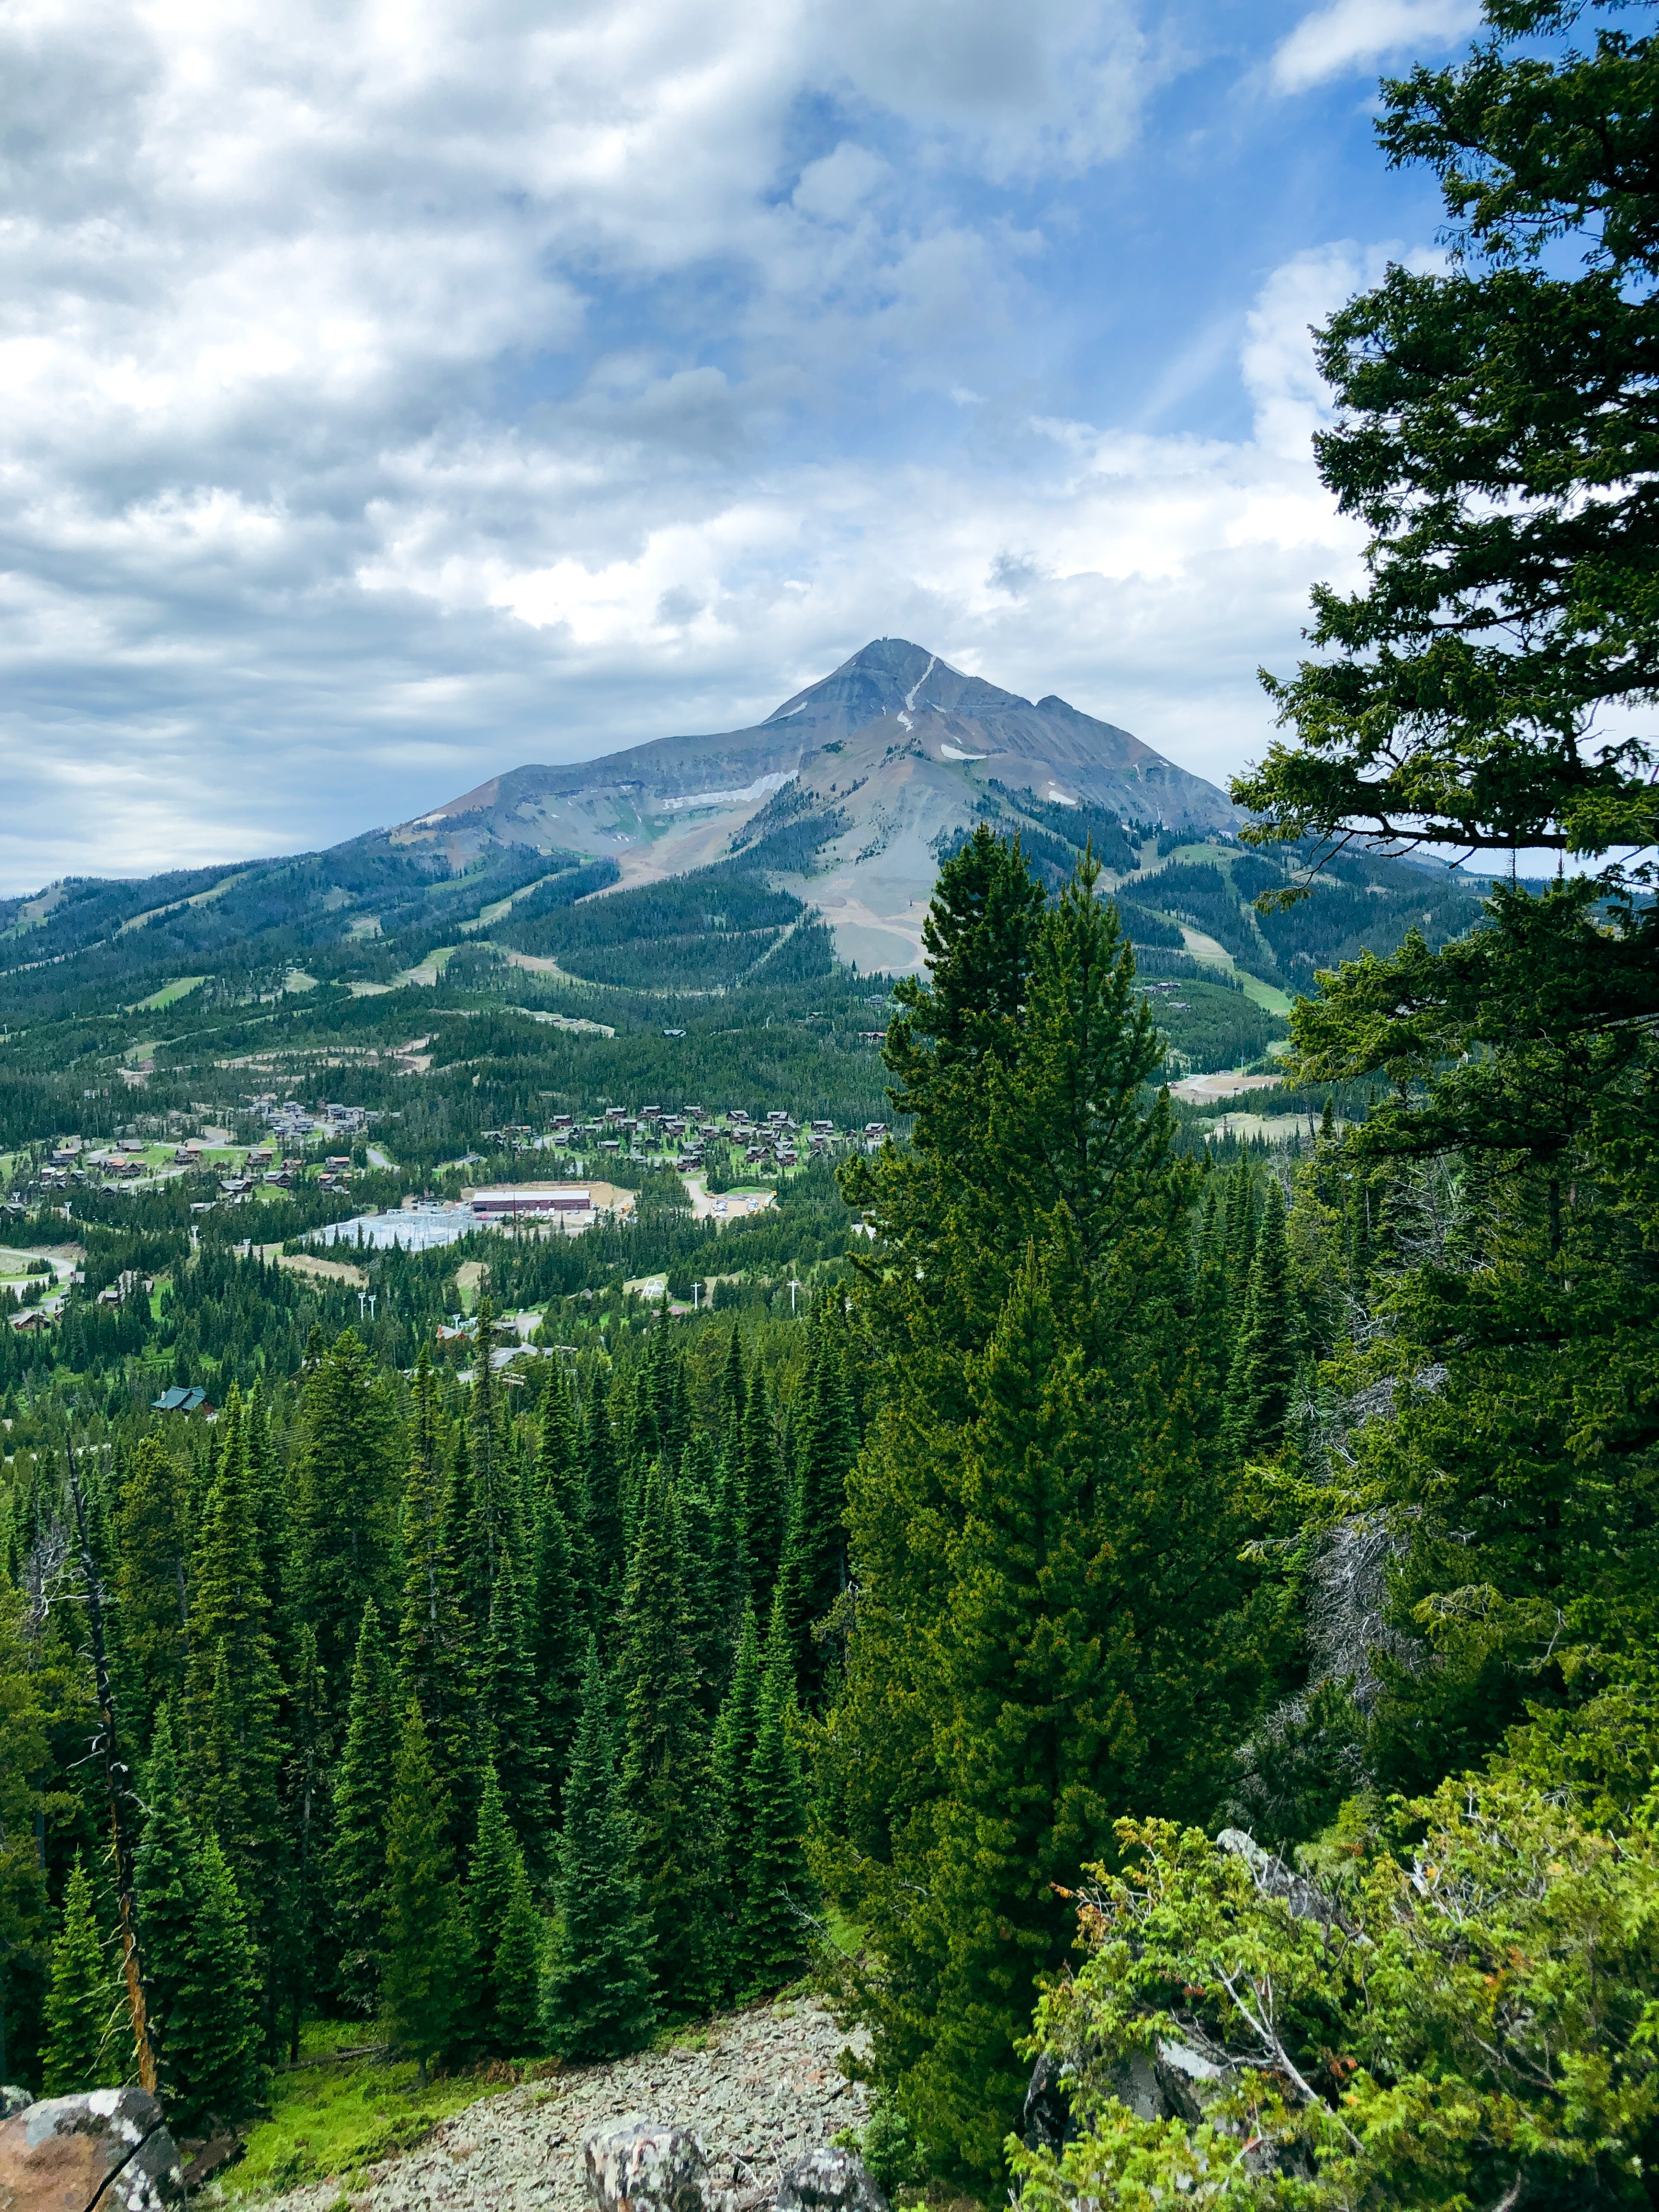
xmin=256 ymin=2000 xmax=870 ymax=2212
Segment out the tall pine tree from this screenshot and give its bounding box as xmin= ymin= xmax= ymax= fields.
xmin=182 ymin=1387 xmax=285 ymax=1972
xmin=1224 ymin=1176 xmax=1298 ymax=1459
xmin=537 ymin=1367 xmax=596 ymax=1627
xmin=710 ymin=1596 xmax=763 ymax=1997
xmin=581 ymin=1378 xmax=625 ymax=1617
xmin=133 ymin=1703 xmax=196 ymax=2106
xmin=673 ymin=1440 xmax=728 ymax=1720
xmin=112 ymin=1436 xmax=190 ymax=1748
xmin=829 ymin=842 xmax=1273 ymax=2184
xmin=736 ymin=1596 xmax=815 ymax=1997
xmin=295 ymin=1331 xmax=396 ymax=1692
xmin=618 ymin=1465 xmax=717 ymax=2015
xmin=396 ymin=1353 xmax=476 ymax=1831
xmin=381 ymin=1702 xmax=468 ymax=2086
xmin=279 ymin=1620 xmax=331 ymax=2061
xmin=41 ymin=1855 xmax=114 ymax=2095
xmin=478 ymin=1546 xmax=549 ymax=1867
xmin=167 ymin=1834 xmax=264 ymax=2132
xmin=327 ymin=1600 xmax=398 ymax=2015
xmin=528 ymin=1485 xmax=586 ymax=1810
xmin=540 ymin=1638 xmax=654 ymax=2062
xmin=740 ymin=1370 xmax=788 ymax=1626
xmin=244 ymin=1382 xmax=295 ymax=1690
xmin=780 ymin=1316 xmax=858 ymax=1707
xmin=467 ymin=1763 xmax=541 ymax=2057
xmin=718 ymin=1323 xmax=747 ymax=1476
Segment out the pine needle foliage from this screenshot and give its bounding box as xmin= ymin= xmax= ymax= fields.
xmin=182 ymin=1387 xmax=284 ymax=1938
xmin=380 ymin=1701 xmax=469 ymax=2086
xmin=826 ymin=837 xmax=1273 ymax=2183
xmin=296 ymin=1329 xmax=396 ymax=1691
xmin=112 ymin=1436 xmax=190 ymax=1746
xmin=328 ymin=1599 xmax=399 ymax=2014
xmin=540 ymin=1638 xmax=654 ymax=2062
xmin=781 ymin=1313 xmax=858 ymax=1707
xmin=618 ymin=1464 xmax=718 ymax=2015
xmin=133 ymin=1704 xmax=197 ymax=2106
xmin=528 ymin=1485 xmax=585 ymax=1810
xmin=468 ymin=1762 xmax=542 ymax=2056
xmin=736 ymin=1594 xmax=816 ymax=1996
xmin=167 ymin=1832 xmax=264 ymax=2132
xmin=396 ymin=1350 xmax=475 ymax=1820
xmin=41 ymin=1855 xmax=115 ymax=2096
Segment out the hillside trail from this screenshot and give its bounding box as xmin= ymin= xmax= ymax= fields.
xmin=258 ymin=1999 xmax=869 ymax=2212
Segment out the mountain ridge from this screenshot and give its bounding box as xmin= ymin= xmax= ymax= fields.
xmin=390 ymin=637 xmax=1237 ymax=970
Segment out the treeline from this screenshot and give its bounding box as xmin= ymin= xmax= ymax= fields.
xmin=0 ymin=840 xmax=562 ymax=1024
xmin=0 ymin=836 xmax=546 ymax=1026
xmin=0 ymin=1286 xmax=865 ymax=2111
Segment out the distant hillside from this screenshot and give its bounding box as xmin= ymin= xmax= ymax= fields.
xmin=0 ymin=639 xmax=1489 ymax=1048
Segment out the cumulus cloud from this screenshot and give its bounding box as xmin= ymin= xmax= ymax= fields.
xmin=0 ymin=0 xmax=1402 ymax=890
xmin=1272 ymin=0 xmax=1482 ymax=94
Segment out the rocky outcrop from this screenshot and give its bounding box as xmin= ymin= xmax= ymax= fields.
xmin=580 ymin=2123 xmax=889 ymax=2212
xmin=585 ymin=2122 xmax=719 ymax=2212
xmin=0 ymin=2086 xmax=184 ymax=2212
xmin=775 ymin=2145 xmax=888 ymax=2212
xmin=1022 ymin=2053 xmax=1075 ymax=2159
xmin=1215 ymin=1827 xmax=1361 ymax=1940
xmin=1022 ymin=2042 xmax=1164 ymax=2161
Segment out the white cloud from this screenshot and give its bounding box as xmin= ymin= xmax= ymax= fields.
xmin=0 ymin=0 xmax=1405 ymax=891
xmin=1272 ymin=0 xmax=1481 ymax=93
xmin=820 ymin=0 xmax=1158 ymax=178
xmin=793 ymin=144 xmax=890 ymax=225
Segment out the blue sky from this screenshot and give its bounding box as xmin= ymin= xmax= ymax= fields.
xmin=0 ymin=0 xmax=1484 ymax=890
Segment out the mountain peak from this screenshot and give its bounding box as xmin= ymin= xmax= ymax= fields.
xmin=392 ymin=638 xmax=1238 ymax=973
xmin=766 ymin=637 xmax=1035 ymax=730
xmin=838 ymin=636 xmax=942 ymax=681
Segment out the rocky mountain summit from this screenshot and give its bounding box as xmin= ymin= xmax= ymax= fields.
xmin=257 ymin=1999 xmax=871 ymax=2212
xmin=405 ymin=640 xmax=1233 ymax=864
xmin=393 ymin=639 xmax=1237 ymax=972
xmin=0 ymin=640 xmax=1248 ymax=1009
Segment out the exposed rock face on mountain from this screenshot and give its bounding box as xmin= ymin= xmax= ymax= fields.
xmin=393 ymin=640 xmax=1237 ymax=972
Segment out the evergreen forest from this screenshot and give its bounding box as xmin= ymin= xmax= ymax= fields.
xmin=4 ymin=7 xmax=1659 ymax=2210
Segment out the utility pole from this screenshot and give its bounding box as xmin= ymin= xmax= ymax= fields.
xmin=66 ymin=1454 xmax=156 ymax=2091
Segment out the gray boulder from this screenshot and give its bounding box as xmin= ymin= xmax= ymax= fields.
xmin=584 ymin=2119 xmax=715 ymax=2212
xmin=1023 ymin=2044 xmax=1165 ymax=2154
xmin=1023 ymin=2052 xmax=1075 ymax=2158
xmin=776 ymin=2146 xmax=889 ymax=2212
xmin=1150 ymin=2038 xmax=1228 ymax=2126
xmin=1216 ymin=1829 xmax=1360 ymax=1940
xmin=0 ymin=2086 xmax=184 ymax=2212
xmin=0 ymin=2092 xmax=30 ymax=2124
